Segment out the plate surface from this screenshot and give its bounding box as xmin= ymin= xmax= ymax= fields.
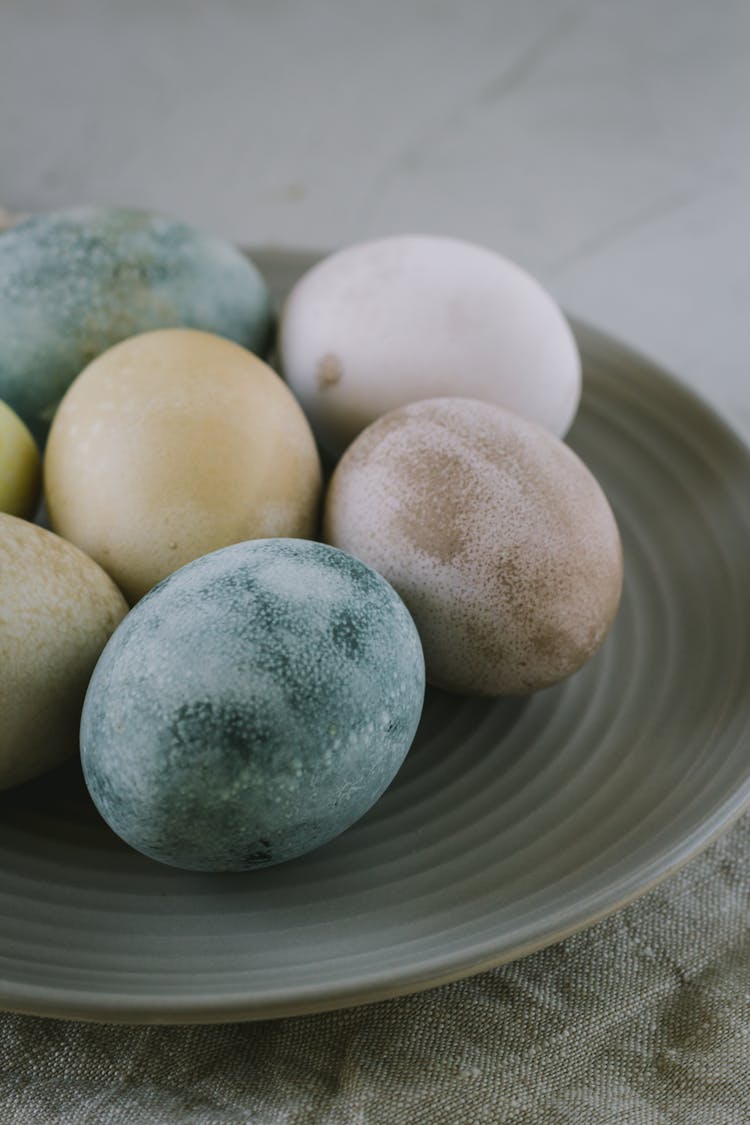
xmin=1 ymin=250 xmax=749 ymax=1024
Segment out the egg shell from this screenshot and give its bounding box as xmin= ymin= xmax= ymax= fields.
xmin=44 ymin=328 xmax=322 ymax=604
xmin=279 ymin=234 xmax=581 ymax=458
xmin=0 ymin=206 xmax=273 ymax=443
xmin=324 ymin=397 xmax=623 ymax=696
xmin=81 ymin=538 xmax=425 ymax=872
xmin=0 ymin=514 xmax=128 ymax=789
xmin=0 ymin=399 xmax=41 ymax=518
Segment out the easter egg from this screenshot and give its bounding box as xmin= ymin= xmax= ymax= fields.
xmin=0 ymin=206 xmax=273 ymax=443
xmin=0 ymin=399 xmax=40 ymax=518
xmin=279 ymin=234 xmax=581 ymax=459
xmin=81 ymin=539 xmax=426 ymax=871
xmin=0 ymin=514 xmax=128 ymax=789
xmin=44 ymin=328 xmax=322 ymax=603
xmin=324 ymin=397 xmax=623 ymax=696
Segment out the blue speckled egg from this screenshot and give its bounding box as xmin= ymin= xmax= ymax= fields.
xmin=80 ymin=539 xmax=425 ymax=872
xmin=0 ymin=207 xmax=273 ymax=443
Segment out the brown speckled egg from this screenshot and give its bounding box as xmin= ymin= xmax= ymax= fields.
xmin=0 ymin=514 xmax=128 ymax=789
xmin=323 ymin=397 xmax=623 ymax=696
xmin=44 ymin=328 xmax=322 ymax=603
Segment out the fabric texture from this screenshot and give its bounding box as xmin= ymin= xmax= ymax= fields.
xmin=1 ymin=811 xmax=749 ymax=1125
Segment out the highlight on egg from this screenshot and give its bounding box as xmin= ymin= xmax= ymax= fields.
xmin=279 ymin=233 xmax=581 ymax=459
xmin=0 ymin=514 xmax=128 ymax=790
xmin=0 ymin=206 xmax=273 ymax=443
xmin=81 ymin=538 xmax=426 ymax=872
xmin=324 ymin=396 xmax=623 ymax=696
xmin=44 ymin=328 xmax=323 ymax=604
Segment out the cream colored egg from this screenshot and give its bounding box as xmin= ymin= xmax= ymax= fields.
xmin=324 ymin=397 xmax=623 ymax=696
xmin=0 ymin=399 xmax=41 ymax=518
xmin=280 ymin=235 xmax=581 ymax=459
xmin=44 ymin=329 xmax=322 ymax=603
xmin=0 ymin=514 xmax=128 ymax=789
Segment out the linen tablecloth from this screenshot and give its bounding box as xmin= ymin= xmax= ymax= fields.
xmin=1 ymin=807 xmax=749 ymax=1124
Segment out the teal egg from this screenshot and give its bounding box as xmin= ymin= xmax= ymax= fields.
xmin=0 ymin=207 xmax=273 ymax=443
xmin=80 ymin=539 xmax=425 ymax=872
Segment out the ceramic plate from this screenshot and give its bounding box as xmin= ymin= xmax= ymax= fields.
xmin=1 ymin=250 xmax=749 ymax=1024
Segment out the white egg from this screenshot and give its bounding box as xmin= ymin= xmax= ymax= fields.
xmin=279 ymin=234 xmax=581 ymax=458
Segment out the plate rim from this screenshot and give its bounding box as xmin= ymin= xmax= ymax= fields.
xmin=3 ymin=791 xmax=750 ymax=1026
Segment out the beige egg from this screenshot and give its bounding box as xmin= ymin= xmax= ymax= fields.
xmin=324 ymin=397 xmax=623 ymax=696
xmin=44 ymin=329 xmax=322 ymax=603
xmin=0 ymin=514 xmax=128 ymax=789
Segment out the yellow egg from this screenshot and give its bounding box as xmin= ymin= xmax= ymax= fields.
xmin=0 ymin=514 xmax=128 ymax=790
xmin=44 ymin=328 xmax=322 ymax=603
xmin=0 ymin=399 xmax=41 ymax=518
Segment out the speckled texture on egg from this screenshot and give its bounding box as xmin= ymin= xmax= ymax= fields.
xmin=279 ymin=234 xmax=581 ymax=459
xmin=324 ymin=397 xmax=623 ymax=696
xmin=81 ymin=539 xmax=425 ymax=871
xmin=44 ymin=328 xmax=322 ymax=604
xmin=0 ymin=206 xmax=273 ymax=443
xmin=0 ymin=514 xmax=128 ymax=789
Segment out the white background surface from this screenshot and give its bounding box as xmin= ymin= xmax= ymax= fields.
xmin=1 ymin=0 xmax=748 ymax=436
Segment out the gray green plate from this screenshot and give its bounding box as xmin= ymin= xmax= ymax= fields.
xmin=0 ymin=250 xmax=748 ymax=1024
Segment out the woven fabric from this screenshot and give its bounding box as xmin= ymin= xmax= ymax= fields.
xmin=2 ymin=811 xmax=749 ymax=1124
